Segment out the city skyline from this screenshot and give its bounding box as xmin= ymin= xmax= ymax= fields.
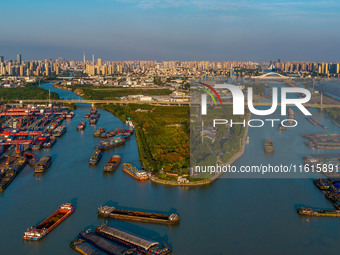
xmin=0 ymin=0 xmax=340 ymax=61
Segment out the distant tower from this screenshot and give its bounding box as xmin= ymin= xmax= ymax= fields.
xmin=92 ymin=54 xmax=94 ymax=64
xmin=83 ymin=53 xmax=86 ymax=63
xmin=17 ymin=54 xmax=22 ymax=64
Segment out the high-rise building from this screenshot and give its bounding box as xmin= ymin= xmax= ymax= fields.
xmin=97 ymin=58 xmax=102 ymax=66
xmin=0 ymin=56 xmax=4 ymax=63
xmin=17 ymin=54 xmax=21 ymax=64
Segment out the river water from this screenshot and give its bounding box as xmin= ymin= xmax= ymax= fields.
xmin=0 ymin=82 xmax=340 ymax=255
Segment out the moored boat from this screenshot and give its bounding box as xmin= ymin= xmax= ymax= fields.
xmin=122 ymin=163 xmax=148 ymax=181
xmin=94 ymin=127 xmax=106 ymax=137
xmin=53 ymin=125 xmax=66 ymax=137
xmin=23 ymin=203 xmax=74 ymax=240
xmin=34 ymin=156 xmax=52 ymax=173
xmin=42 ymin=136 xmax=57 ymax=148
xmin=66 ymin=112 xmax=75 ymax=119
xmin=96 ymin=137 xmax=125 ymax=150
xmin=103 ymin=155 xmax=121 ymax=172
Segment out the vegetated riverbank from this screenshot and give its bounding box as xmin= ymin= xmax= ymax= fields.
xmin=98 ymin=103 xmax=249 ymax=186
xmin=54 ymin=83 xmax=173 ymax=100
xmin=98 ymin=103 xmax=190 ymax=170
xmin=324 ymin=108 xmax=340 ymax=126
xmin=0 ymin=84 xmax=60 ymax=101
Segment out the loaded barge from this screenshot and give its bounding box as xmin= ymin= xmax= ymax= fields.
xmin=23 ymin=203 xmax=74 ymax=240
xmin=122 ymin=163 xmax=148 ymax=181
xmin=34 ymin=156 xmax=52 ymax=174
xmin=70 ymin=238 xmax=108 ymax=255
xmin=89 ymin=149 xmax=102 ymax=165
xmin=264 ymin=139 xmax=274 ymax=153
xmin=96 ymin=224 xmax=172 ymax=255
xmin=94 ymin=127 xmax=106 ymax=137
xmin=75 ymin=230 xmax=138 ymax=255
xmin=96 ymin=137 xmax=125 ymax=150
xmin=103 ymin=155 xmax=121 ymax=172
xmin=302 ymin=132 xmax=340 ymax=150
xmin=297 ymin=207 xmax=340 ymax=217
xmin=98 ymin=206 xmax=180 ymax=225
xmin=0 ymin=156 xmax=27 ymax=192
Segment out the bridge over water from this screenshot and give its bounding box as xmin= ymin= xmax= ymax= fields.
xmin=14 ymin=99 xmax=340 ymax=109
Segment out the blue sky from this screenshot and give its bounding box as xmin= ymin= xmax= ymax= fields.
xmin=0 ymin=0 xmax=339 ymax=61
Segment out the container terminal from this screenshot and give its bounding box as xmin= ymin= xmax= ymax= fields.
xmin=302 ymin=133 xmax=340 ymax=150
xmin=97 ymin=206 xmax=180 ymax=225
xmin=0 ymin=103 xmax=74 ymax=191
xmin=23 ymin=203 xmax=74 ymax=240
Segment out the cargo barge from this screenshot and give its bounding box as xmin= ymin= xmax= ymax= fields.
xmin=278 ymin=124 xmax=286 ymax=131
xmin=96 ymin=137 xmax=125 ymax=150
xmin=302 ymin=133 xmax=340 ymax=150
xmin=90 ymin=118 xmax=98 ymax=125
xmin=313 ymin=178 xmax=332 ymax=190
xmin=34 ymin=156 xmax=52 ymax=173
xmin=96 ymin=224 xmax=172 ymax=255
xmin=66 ymin=112 xmax=75 ymax=119
xmin=297 ymin=207 xmax=340 ymax=217
xmin=103 ymin=155 xmax=121 ymax=172
xmin=70 ymin=238 xmax=108 ymax=255
xmin=122 ymin=163 xmax=148 ymax=181
xmin=264 ymin=139 xmax=274 ymax=153
xmin=306 ymin=117 xmax=320 ymax=126
xmin=25 ymin=153 xmax=38 ymax=166
xmin=53 ymin=125 xmax=66 ymax=137
xmin=89 ymin=149 xmax=103 ymax=165
xmin=0 ymin=156 xmax=27 ymax=192
xmin=77 ymin=230 xmax=138 ymax=255
xmin=287 ymin=107 xmax=295 ymax=125
xmin=42 ymin=136 xmax=57 ymax=148
xmin=77 ymin=122 xmax=86 ymax=131
xmin=91 ymin=107 xmax=97 ymax=114
xmin=98 ymin=206 xmax=180 ymax=225
xmin=94 ymin=128 xmax=106 ymax=137
xmin=23 ymin=203 xmax=74 ymax=240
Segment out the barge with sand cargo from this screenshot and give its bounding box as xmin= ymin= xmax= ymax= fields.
xmin=23 ymin=203 xmax=74 ymax=240
xmin=97 ymin=206 xmax=180 ymax=225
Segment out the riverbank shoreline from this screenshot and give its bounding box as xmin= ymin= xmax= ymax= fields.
xmin=45 ymin=82 xmax=249 ymax=187
xmin=149 ymin=117 xmax=250 ymax=187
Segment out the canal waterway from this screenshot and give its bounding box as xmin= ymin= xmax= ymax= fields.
xmin=0 ymin=82 xmax=339 ymax=255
